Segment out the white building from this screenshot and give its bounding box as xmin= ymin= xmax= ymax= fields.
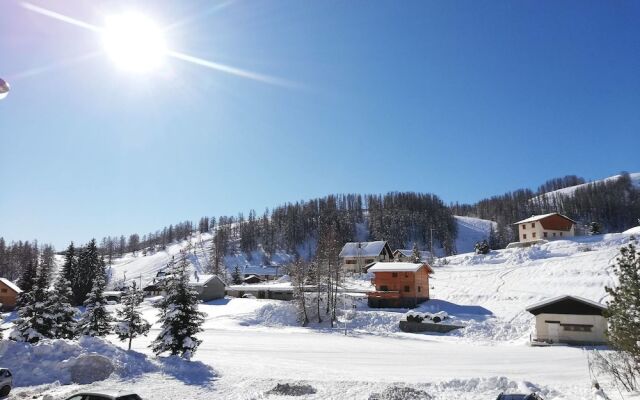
xmin=526 ymin=295 xmax=608 ymax=345
xmin=514 ymin=213 xmax=576 ymax=244
xmin=339 ymin=241 xmax=394 ymax=273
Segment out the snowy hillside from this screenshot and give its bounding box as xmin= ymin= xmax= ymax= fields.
xmin=454 ymin=216 xmax=496 ymax=254
xmin=538 ymin=172 xmax=640 ymax=200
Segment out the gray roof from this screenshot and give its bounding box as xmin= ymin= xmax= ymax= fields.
xmin=339 ymin=241 xmax=388 ymax=258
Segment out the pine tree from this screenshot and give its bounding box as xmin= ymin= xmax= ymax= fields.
xmin=589 ymin=221 xmax=603 ymax=236
xmin=605 ymin=244 xmax=640 ymax=366
xmin=474 ymin=240 xmax=490 ymax=255
xmin=10 ymin=262 xmax=54 ymax=343
xmin=78 ymin=273 xmax=113 ymax=337
xmin=231 ymin=265 xmax=242 ymax=284
xmin=115 ymin=288 xmax=150 ymax=350
xmin=47 ymin=273 xmax=77 ymax=339
xmin=73 ymin=239 xmax=105 ymax=305
xmin=411 ymin=243 xmax=421 ymax=263
xmin=151 ymin=251 xmax=205 ymax=360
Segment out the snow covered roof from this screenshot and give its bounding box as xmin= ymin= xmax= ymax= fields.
xmin=394 ymin=249 xmax=432 ymax=260
xmin=0 ymin=278 xmax=22 ymax=294
xmin=189 ymin=274 xmax=223 ymax=287
xmin=339 ymin=241 xmax=389 ymax=258
xmin=367 ymin=262 xmax=433 ymax=273
xmin=514 ymin=213 xmax=577 ymax=225
xmin=526 ymin=295 xmax=606 ymax=315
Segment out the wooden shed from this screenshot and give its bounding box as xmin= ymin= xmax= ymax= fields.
xmin=526 ymin=295 xmax=608 ymax=345
xmin=367 ymin=262 xmax=433 ymax=308
xmin=0 ymin=278 xmax=22 ymax=311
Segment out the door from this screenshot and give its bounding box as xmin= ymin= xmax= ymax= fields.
xmin=547 ymin=322 xmax=560 ymax=343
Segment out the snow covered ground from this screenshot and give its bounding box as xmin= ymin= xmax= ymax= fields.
xmin=536 ymin=172 xmax=640 ymax=202
xmin=5 ymin=232 xmax=638 ymax=399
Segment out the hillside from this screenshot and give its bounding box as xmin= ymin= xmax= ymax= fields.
xmin=537 ymin=172 xmax=640 ymax=201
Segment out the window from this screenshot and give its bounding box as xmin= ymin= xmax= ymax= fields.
xmin=392 ymin=272 xmax=398 ymax=277
xmin=553 ymin=232 xmax=557 ymax=237
xmin=532 ymin=232 xmax=536 ymax=238
xmin=380 ymin=285 xmax=388 ymax=291
xmin=404 ymin=272 xmax=409 ymax=278
xmin=117 ymin=395 xmax=143 ymax=400
xmin=560 ymin=232 xmax=563 ymax=236
xmin=65 ymin=396 xmax=84 ymax=400
xmin=404 ymin=286 xmax=410 ymax=293
xmin=543 ymin=232 xmax=548 ymax=238
xmin=523 ymin=234 xmax=527 ymax=239
xmin=522 ymin=224 xmax=526 ymax=229
xmin=345 ymin=260 xmax=356 ymax=264
xmin=418 ymin=286 xmax=421 ymax=292
xmin=562 ymin=324 xmax=592 ymax=332
xmin=0 ymin=288 xmax=6 ymax=293
xmin=531 ymin=223 xmax=535 ymax=228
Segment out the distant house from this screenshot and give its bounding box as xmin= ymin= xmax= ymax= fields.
xmin=190 ymin=274 xmax=226 ymax=302
xmin=367 ymin=262 xmax=433 ymax=308
xmin=339 ymin=241 xmax=394 ymax=273
xmin=243 ymin=274 xmax=263 ymax=284
xmin=526 ymin=295 xmax=608 ymax=345
xmin=103 ymin=291 xmax=123 ymax=303
xmin=226 ymin=284 xmax=294 ymax=301
xmin=393 ymin=249 xmax=432 ymax=263
xmin=0 ymin=278 xmax=22 ymax=311
xmin=514 ymin=213 xmax=577 ymax=244
xmin=143 ymin=273 xmax=226 ymax=302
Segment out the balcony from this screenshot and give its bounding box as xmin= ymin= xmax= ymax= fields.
xmin=367 ymin=290 xmax=400 ymax=300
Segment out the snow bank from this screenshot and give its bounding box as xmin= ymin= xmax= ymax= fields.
xmin=623 ymin=226 xmax=640 ymax=235
xmin=0 ymin=336 xmax=156 ymax=387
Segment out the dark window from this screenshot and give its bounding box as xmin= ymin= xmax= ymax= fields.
xmin=532 ymin=232 xmax=536 ymax=238
xmin=562 ymin=324 xmax=592 ymax=332
xmin=553 ymin=232 xmax=557 ymax=237
xmin=560 ymin=232 xmax=563 ymax=236
xmin=404 ymin=272 xmax=408 ymax=278
xmin=87 ymin=396 xmax=111 ymax=400
xmin=418 ymin=286 xmax=421 ymax=292
xmin=522 ymin=224 xmax=526 ymax=229
xmin=380 ymin=285 xmax=388 ymax=291
xmin=117 ymin=396 xmax=143 ymax=400
xmin=391 ymin=272 xmax=398 ymax=277
xmin=543 ymin=232 xmax=548 ymax=238
xmin=523 ymin=234 xmax=527 ymax=239
xmin=345 ymin=260 xmax=356 ymax=264
xmin=65 ymin=396 xmax=84 ymax=400
xmin=0 ymin=288 xmax=6 ymax=293
xmin=531 ymin=223 xmax=535 ymax=228
xmin=404 ymin=286 xmax=410 ymax=293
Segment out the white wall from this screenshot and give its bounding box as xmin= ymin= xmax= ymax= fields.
xmin=518 ymin=222 xmax=575 ymax=243
xmin=534 ymin=313 xmax=607 ymax=344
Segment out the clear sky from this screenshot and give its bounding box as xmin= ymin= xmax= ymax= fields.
xmin=1 ymin=0 xmax=639 ymax=248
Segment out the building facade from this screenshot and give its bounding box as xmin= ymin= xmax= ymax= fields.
xmin=339 ymin=241 xmax=394 ymax=273
xmin=0 ymin=278 xmax=21 ymax=311
xmin=367 ymin=262 xmax=433 ymax=308
xmin=514 ymin=213 xmax=577 ymax=244
xmin=526 ymin=295 xmax=608 ymax=345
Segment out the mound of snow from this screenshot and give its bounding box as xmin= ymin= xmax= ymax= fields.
xmin=0 ymin=336 xmax=156 ymax=387
xmin=624 ymin=226 xmax=640 ymax=235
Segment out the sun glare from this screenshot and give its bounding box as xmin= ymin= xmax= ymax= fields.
xmin=102 ymin=13 xmax=167 ymax=73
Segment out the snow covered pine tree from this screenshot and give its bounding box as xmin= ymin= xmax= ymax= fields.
xmin=47 ymin=272 xmax=78 ymax=339
xmin=115 ymin=288 xmax=151 ymax=350
xmin=10 ymin=260 xmax=56 ymax=342
xmin=151 ymin=251 xmax=205 ymax=360
xmin=78 ymin=273 xmax=113 ymax=337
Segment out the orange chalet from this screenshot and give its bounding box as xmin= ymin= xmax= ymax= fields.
xmin=367 ymin=262 xmax=433 ymax=308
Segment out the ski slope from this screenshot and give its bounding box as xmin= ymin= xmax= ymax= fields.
xmin=537 ymin=172 xmax=640 ymax=201
xmin=454 ymin=215 xmax=496 ymax=254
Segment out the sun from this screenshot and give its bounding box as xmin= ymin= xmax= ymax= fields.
xmin=102 ymin=13 xmax=167 ymax=73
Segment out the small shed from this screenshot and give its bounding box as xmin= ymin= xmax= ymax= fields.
xmin=0 ymin=278 xmax=22 ymax=311
xmin=243 ymin=274 xmax=262 ymax=284
xmin=526 ymin=295 xmax=608 ymax=345
xmin=189 ymin=274 xmax=226 ymax=302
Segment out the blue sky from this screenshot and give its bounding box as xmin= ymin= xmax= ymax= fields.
xmin=1 ymin=0 xmax=639 ymax=248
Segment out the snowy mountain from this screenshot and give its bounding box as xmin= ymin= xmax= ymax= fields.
xmin=537 ymin=172 xmax=640 ymax=201
xmin=454 ymin=216 xmax=496 ymax=254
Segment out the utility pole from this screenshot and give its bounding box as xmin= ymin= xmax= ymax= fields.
xmin=429 ymin=228 xmax=436 ymax=265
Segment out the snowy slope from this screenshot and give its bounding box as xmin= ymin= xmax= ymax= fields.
xmin=538 ymin=172 xmax=640 ymax=200
xmin=454 ymin=216 xmax=496 ymax=254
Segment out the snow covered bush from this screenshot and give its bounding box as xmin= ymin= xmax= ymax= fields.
xmin=474 ymin=240 xmax=490 ymax=255
xmin=151 ymin=251 xmax=205 ymax=360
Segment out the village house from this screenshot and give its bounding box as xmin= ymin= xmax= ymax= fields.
xmin=0 ymin=278 xmax=22 ymax=311
xmin=367 ymin=262 xmax=433 ymax=308
xmin=339 ymin=241 xmax=394 ymax=273
xmin=514 ymin=213 xmax=577 ymax=244
xmin=526 ymin=295 xmax=608 ymax=345
xmin=393 ymin=249 xmax=432 ymax=263
xmin=143 ymin=273 xmax=226 ymax=302
xmin=226 ymin=284 xmax=294 ymax=301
